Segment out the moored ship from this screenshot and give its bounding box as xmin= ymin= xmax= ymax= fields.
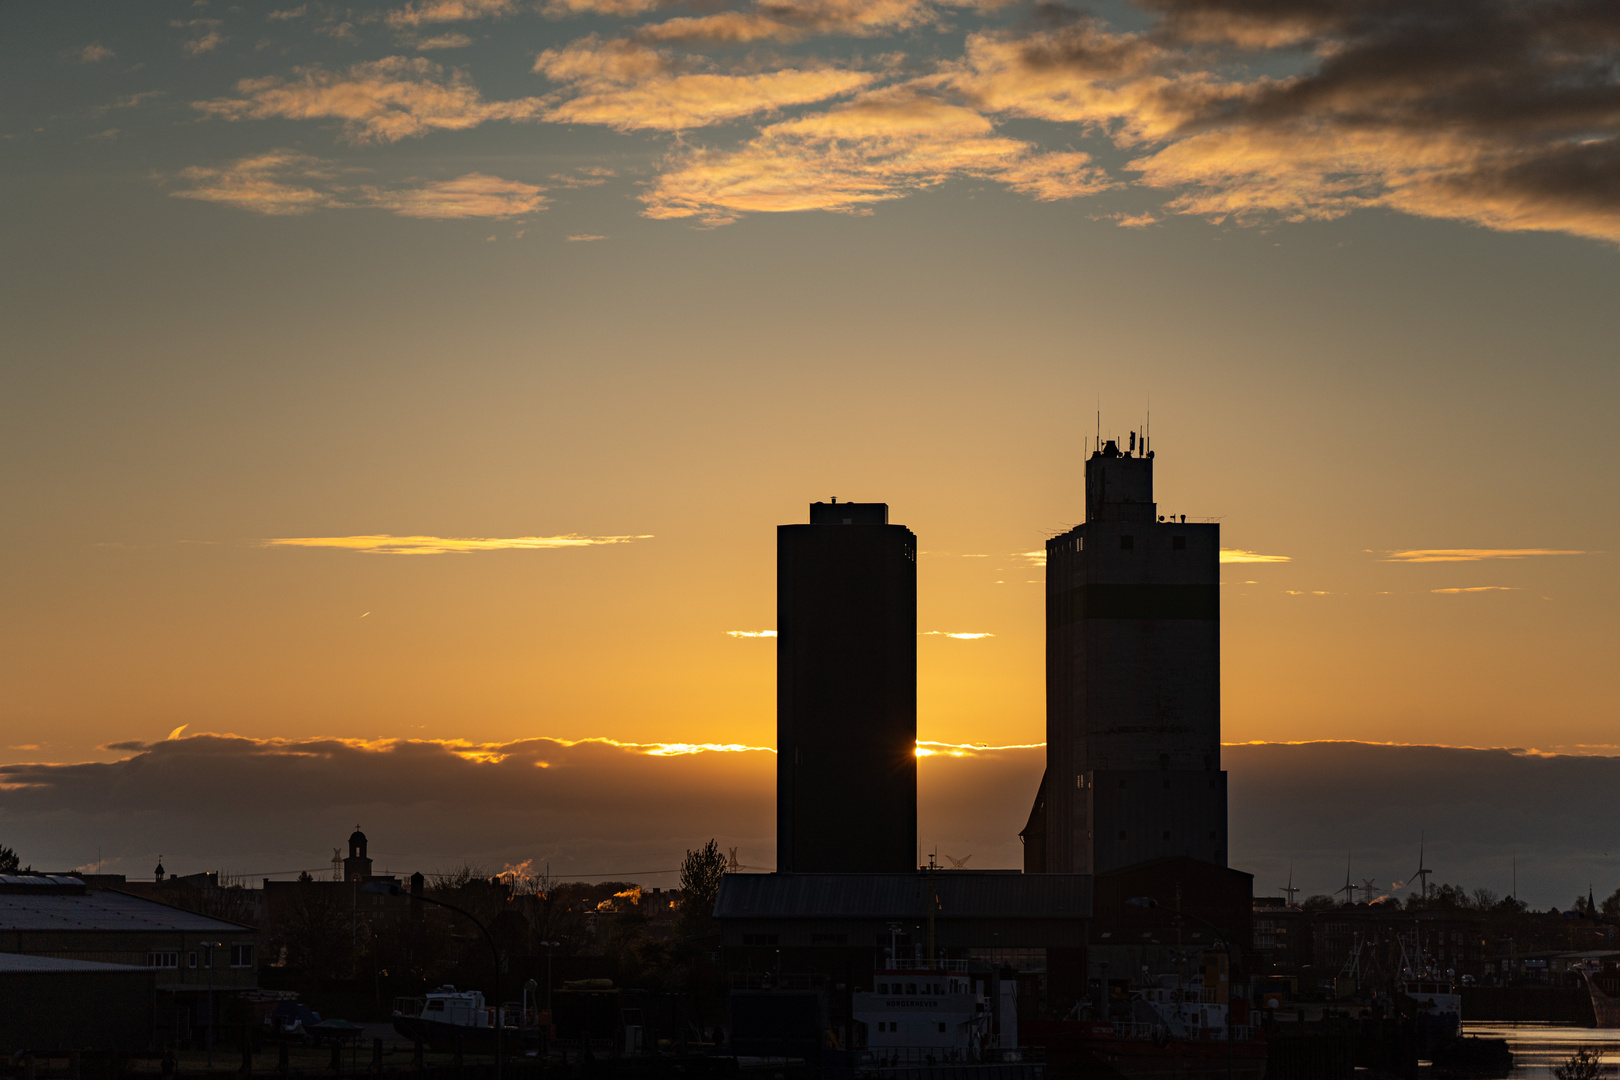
xmin=1581 ymin=956 xmax=1620 ymax=1028
xmin=1022 ymin=976 xmax=1266 ymax=1080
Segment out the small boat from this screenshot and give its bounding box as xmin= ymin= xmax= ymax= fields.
xmin=1402 ymin=977 xmax=1462 ymax=1045
xmin=393 ymin=986 xmax=510 ymax=1051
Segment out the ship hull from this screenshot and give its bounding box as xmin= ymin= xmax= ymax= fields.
xmin=1021 ymin=1021 xmax=1266 ymax=1080
xmin=392 ymin=1015 xmax=507 ymax=1052
xmin=1584 ymin=973 xmax=1620 ymax=1029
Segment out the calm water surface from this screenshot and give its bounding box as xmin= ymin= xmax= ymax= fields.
xmin=1464 ymin=1024 xmax=1620 ymax=1078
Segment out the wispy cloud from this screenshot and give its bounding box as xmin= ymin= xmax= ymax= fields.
xmin=75 ymin=43 xmax=115 ymax=64
xmin=725 ymin=630 xmax=776 ymax=638
xmin=194 ymin=57 xmax=545 ymax=144
xmin=172 ymin=19 xmax=226 ymax=56
xmin=567 ymin=233 xmax=606 ymax=241
xmin=173 ymin=151 xmax=545 ymax=219
xmin=633 ymin=0 xmax=943 ymax=45
xmin=921 ymin=631 xmax=994 ymax=640
xmin=533 ymin=37 xmax=877 ymax=132
xmin=264 ymin=533 xmax=652 ymax=554
xmin=1432 ymin=586 xmax=1520 ymax=594
xmin=642 ymin=86 xmax=1111 ymax=225
xmin=363 ymin=173 xmax=545 ymax=218
xmin=550 ymin=166 xmax=616 ymax=188
xmin=173 ymin=150 xmax=348 ymax=215
xmin=386 ymin=0 xmax=521 ymax=28
xmin=542 ymin=0 xmax=672 ymax=16
xmin=416 ymin=33 xmax=475 ymax=49
xmin=1220 ymin=549 xmax=1291 ymax=564
xmin=1384 ymin=549 xmax=1586 ymax=563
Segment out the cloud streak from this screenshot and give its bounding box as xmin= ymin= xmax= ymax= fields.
xmin=264 ymin=533 xmax=652 ymax=554
xmin=1384 ymin=549 xmax=1586 ymax=563
xmin=173 ymin=152 xmax=546 ymax=219
xmin=386 ymin=0 xmax=522 ymax=28
xmin=1220 ymin=549 xmax=1290 ymax=563
xmin=194 ymin=57 xmax=545 ymax=144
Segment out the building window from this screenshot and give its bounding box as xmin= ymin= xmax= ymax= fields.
xmin=938 ymin=1023 xmax=947 ymax=1033
xmin=1118 ymin=830 xmax=1128 ymax=840
xmin=742 ymin=934 xmax=779 ymax=947
xmin=1162 ymin=831 xmax=1172 ymax=840
xmin=1120 ymin=536 xmax=1134 ymax=550
xmin=231 ymin=944 xmax=255 ymax=968
xmin=1173 ymin=536 xmax=1186 ymax=550
xmin=188 ymin=952 xmax=198 ymax=969
xmin=146 ymin=952 xmax=179 ymax=968
xmin=812 ymin=933 xmax=848 ymax=945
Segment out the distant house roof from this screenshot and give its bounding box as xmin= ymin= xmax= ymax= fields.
xmin=714 ymin=873 xmax=1092 ymax=920
xmin=0 ymin=888 xmax=253 ymax=934
xmin=0 ymin=952 xmax=149 ymax=974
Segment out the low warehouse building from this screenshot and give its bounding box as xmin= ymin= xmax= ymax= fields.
xmin=0 ymin=953 xmax=157 ymax=1052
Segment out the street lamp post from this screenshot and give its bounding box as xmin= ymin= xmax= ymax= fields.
xmin=361 ymin=882 xmax=503 ymax=1080
xmin=199 ymin=941 xmax=225 ymax=1067
xmin=1126 ymin=897 xmax=1235 ymax=1080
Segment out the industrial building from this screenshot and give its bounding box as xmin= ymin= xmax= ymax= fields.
xmin=1023 ymin=437 xmax=1227 ymax=875
xmin=0 ymin=874 xmax=257 ymax=1050
xmin=715 ymin=870 xmax=1092 ymax=1052
xmin=0 ymin=953 xmax=158 ymax=1052
xmin=777 ymin=500 xmax=918 ymax=874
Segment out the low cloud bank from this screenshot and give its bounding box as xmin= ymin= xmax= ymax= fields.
xmin=2 ymin=737 xmax=1614 ymax=907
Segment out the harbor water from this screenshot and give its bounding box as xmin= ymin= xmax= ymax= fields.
xmin=1464 ymin=1023 xmax=1620 ymax=1078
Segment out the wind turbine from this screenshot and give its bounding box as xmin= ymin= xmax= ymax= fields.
xmin=1280 ymin=863 xmax=1300 ymax=907
xmin=1411 ymin=834 xmax=1433 ymax=902
xmin=1336 ymin=855 xmax=1356 ymax=905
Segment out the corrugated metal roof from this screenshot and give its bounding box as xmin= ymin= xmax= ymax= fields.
xmin=0 ymin=890 xmax=253 ymax=933
xmin=714 ymin=873 xmax=1091 ymax=919
xmin=0 ymin=952 xmax=149 ymax=973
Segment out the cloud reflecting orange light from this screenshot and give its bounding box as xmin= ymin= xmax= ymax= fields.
xmin=264 ymin=533 xmax=652 ymax=554
xmin=1220 ymin=549 xmax=1291 ymax=563
xmin=1383 ymin=549 xmax=1585 ymax=563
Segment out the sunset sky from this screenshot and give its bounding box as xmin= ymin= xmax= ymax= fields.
xmin=3 ymin=0 xmax=1618 ymax=896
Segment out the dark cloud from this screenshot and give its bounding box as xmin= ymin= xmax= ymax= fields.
xmin=4 ymin=737 xmax=1617 ymax=908
xmin=0 ymin=735 xmax=777 ymax=884
xmin=951 ymin=0 xmax=1620 ymax=242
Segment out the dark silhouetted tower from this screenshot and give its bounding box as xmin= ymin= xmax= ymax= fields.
xmin=1025 ymin=440 xmax=1226 ymax=874
xmin=778 ymin=501 xmax=917 ymax=873
xmin=343 ymin=826 xmax=373 ymax=882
